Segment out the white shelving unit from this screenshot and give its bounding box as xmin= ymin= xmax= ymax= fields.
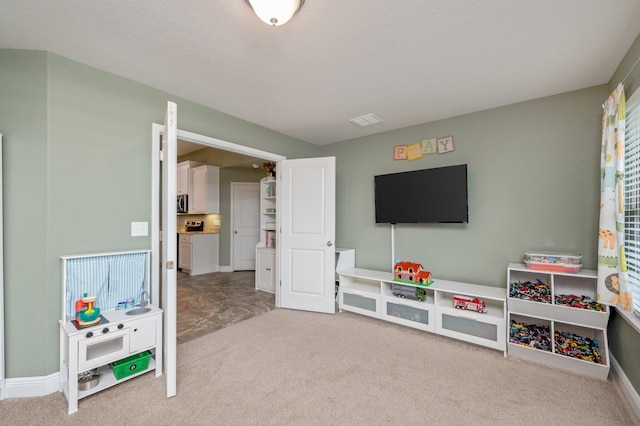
xmin=507 ymin=263 xmax=610 ymax=380
xmin=335 ymin=248 xmax=355 ymax=282
xmin=338 ymin=268 xmax=507 ymax=354
xmin=256 ymin=177 xmax=277 ymax=293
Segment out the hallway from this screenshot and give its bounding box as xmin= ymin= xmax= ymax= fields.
xmin=176 ymin=270 xmax=275 ymax=344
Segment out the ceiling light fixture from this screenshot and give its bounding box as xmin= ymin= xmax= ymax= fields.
xmin=247 ymin=0 xmax=304 ymax=27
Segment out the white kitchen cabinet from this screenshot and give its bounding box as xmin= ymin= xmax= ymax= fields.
xmin=192 ymin=165 xmax=219 ymax=214
xmin=59 ymin=306 xmax=163 ymax=414
xmin=177 ymin=160 xmax=202 ymax=197
xmin=178 ymin=233 xmax=193 ymax=271
xmin=256 ymin=247 xmax=275 ymax=293
xmin=178 ymin=233 xmax=219 ymax=275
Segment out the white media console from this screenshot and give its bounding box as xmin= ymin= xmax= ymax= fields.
xmin=338 ymin=268 xmax=507 ymax=355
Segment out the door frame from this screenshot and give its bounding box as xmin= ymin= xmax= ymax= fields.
xmin=230 ymin=181 xmax=260 ymax=271
xmin=150 ymin=125 xmax=284 ymax=395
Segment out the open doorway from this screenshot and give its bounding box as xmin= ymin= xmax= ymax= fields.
xmin=152 ymin=112 xmax=336 ymax=399
xmin=151 ymin=118 xmax=285 ymax=396
xmin=177 ymin=131 xmax=284 ymax=272
xmin=173 ymin=137 xmax=280 ymax=343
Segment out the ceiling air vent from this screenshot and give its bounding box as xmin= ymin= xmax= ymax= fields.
xmin=349 ymin=113 xmax=383 ymax=127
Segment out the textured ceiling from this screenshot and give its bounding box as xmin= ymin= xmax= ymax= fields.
xmin=2 ymin=1 xmax=640 ymax=145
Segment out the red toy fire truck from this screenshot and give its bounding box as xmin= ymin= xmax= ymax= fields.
xmin=452 ymin=295 xmax=487 ymax=313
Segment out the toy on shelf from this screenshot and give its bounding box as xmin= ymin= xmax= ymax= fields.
xmin=75 ymin=293 xmax=101 ymax=326
xmin=554 ymin=330 xmax=602 ymax=364
xmin=392 ymin=283 xmax=427 ymax=301
xmin=509 ymin=279 xmax=552 ymax=303
xmin=523 ymin=250 xmax=582 ymax=273
xmin=510 ymin=320 xmax=552 ymax=352
xmin=453 ymin=295 xmax=487 ymax=313
xmin=393 ymin=261 xmax=433 ymax=286
xmin=555 ymin=294 xmax=604 ymax=311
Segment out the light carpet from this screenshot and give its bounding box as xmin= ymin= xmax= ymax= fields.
xmin=1 ymin=308 xmax=638 ymax=425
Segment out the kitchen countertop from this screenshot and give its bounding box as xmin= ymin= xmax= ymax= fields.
xmin=177 ymin=226 xmax=219 ymax=234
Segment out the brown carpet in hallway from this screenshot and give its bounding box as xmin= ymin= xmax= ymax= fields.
xmin=177 ymin=270 xmax=275 ymax=344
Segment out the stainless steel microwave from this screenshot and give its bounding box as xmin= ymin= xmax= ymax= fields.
xmin=177 ymin=194 xmax=188 ymax=213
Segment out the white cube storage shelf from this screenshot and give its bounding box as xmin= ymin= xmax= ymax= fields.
xmin=339 ymin=268 xmax=507 ymax=354
xmin=508 ymin=264 xmax=609 ymax=328
xmin=507 ymin=263 xmax=610 ymax=380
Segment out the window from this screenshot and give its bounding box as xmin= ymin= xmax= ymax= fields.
xmin=624 ymin=88 xmax=640 ymax=314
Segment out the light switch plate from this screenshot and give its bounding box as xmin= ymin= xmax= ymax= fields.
xmin=131 ymin=221 xmax=148 ymax=237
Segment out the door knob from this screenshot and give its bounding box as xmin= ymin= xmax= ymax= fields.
xmin=234 ymin=230 xmax=238 ymax=234
xmin=327 ymin=241 xmax=333 ymax=247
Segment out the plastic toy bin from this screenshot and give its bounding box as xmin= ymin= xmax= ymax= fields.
xmin=110 ymin=350 xmax=152 ymax=380
xmin=524 ymin=251 xmax=582 ymax=273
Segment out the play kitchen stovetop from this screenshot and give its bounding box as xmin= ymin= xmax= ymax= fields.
xmin=71 ymin=314 xmax=109 ymax=330
xmin=185 ymin=220 xmax=204 ymax=232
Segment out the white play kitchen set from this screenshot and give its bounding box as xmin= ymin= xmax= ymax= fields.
xmin=58 ymin=250 xmax=163 ymax=414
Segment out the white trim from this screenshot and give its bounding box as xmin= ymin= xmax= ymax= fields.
xmin=5 ymin=372 xmax=59 ymax=399
xmin=176 ymin=129 xmax=285 ymax=163
xmin=219 ymin=265 xmax=233 ymax=272
xmin=611 ymin=355 xmax=640 ymax=422
xmin=59 ymin=249 xmax=151 ymax=260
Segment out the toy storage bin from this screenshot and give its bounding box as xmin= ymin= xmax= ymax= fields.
xmin=524 ymin=251 xmax=582 ymax=273
xmin=524 ymin=251 xmax=582 ymax=265
xmin=508 ymin=314 xmax=552 ymax=352
xmin=110 ymin=350 xmax=152 ymax=380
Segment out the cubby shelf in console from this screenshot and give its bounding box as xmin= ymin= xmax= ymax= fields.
xmin=338 ymin=268 xmax=507 ymax=355
xmin=507 ymin=263 xmax=609 ymax=380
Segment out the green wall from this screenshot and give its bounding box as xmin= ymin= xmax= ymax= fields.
xmin=322 ymin=87 xmax=606 ymax=287
xmin=0 ymin=50 xmax=49 ymax=378
xmin=0 ymin=50 xmax=319 ymax=377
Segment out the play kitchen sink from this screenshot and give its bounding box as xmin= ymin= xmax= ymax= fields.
xmin=126 ymin=307 xmax=152 ymax=315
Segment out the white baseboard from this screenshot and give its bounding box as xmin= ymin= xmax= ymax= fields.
xmin=5 ymin=372 xmax=59 ymax=398
xmin=611 ymin=354 xmax=640 ymax=421
xmin=219 ymin=265 xmax=233 ymax=272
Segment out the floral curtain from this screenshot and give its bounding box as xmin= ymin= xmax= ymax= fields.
xmin=598 ymin=83 xmax=632 ymax=310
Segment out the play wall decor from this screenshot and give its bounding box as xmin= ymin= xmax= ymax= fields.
xmin=394 ymin=136 xmax=454 ymax=161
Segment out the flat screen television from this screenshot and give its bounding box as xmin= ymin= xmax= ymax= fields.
xmin=374 ymin=164 xmax=468 ymax=224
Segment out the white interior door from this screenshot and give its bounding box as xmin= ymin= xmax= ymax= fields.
xmin=278 ymin=157 xmax=336 ymax=313
xmin=161 ymin=102 xmax=177 ymax=397
xmin=231 ymin=182 xmax=260 ymax=271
